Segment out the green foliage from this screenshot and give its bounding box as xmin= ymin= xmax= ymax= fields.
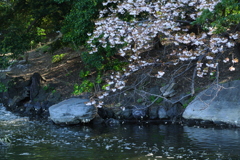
xmin=118 ymin=11 xmax=135 ymax=22
xmin=102 ymin=84 xmax=110 ymax=90
xmin=65 ymin=70 xmax=73 ymax=76
xmin=73 ymin=80 xmax=94 ymax=95
xmin=0 ymin=26 xmax=33 ymax=58
xmin=49 ymin=40 xmax=69 ymax=54
xmin=118 ymin=10 xmax=150 ymax=22
xmin=55 ymin=0 xmax=104 ymax=47
xmin=51 ymin=89 xmax=57 ymax=94
xmin=37 ymin=45 xmax=50 ymax=53
xmin=137 ymin=98 xmax=143 ymax=103
xmin=83 ymin=41 xmax=127 ymax=71
xmin=52 ymin=53 xmax=67 ymax=63
xmin=95 ymin=74 xmax=102 ymax=84
xmin=210 ymin=71 xmax=216 ymax=80
xmin=0 ymin=56 xmax=11 ymax=69
xmin=81 ymin=51 xmax=104 ymax=70
xmin=43 ymin=84 xmax=55 ymax=93
xmin=79 ymin=70 xmax=90 ymax=78
xmin=74 ymin=70 xmax=103 ymax=95
xmin=149 ymin=95 xmax=163 ymax=104
xmin=0 ymin=0 xmax=71 ymax=61
xmin=37 ymin=27 xmax=46 ymax=36
xmin=136 ymin=96 xmax=163 ymax=104
xmin=0 ymin=82 xmax=7 ymax=93
xmin=193 ymin=0 xmax=240 ymax=33
xmin=43 ymin=85 xmax=49 ymax=91
xmin=183 ymin=96 xmax=196 ymax=108
xmin=74 ymin=68 xmax=104 ymax=95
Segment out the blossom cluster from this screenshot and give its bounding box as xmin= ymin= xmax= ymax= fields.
xmin=85 ymin=0 xmax=239 ymax=108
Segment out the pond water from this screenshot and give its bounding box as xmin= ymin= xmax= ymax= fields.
xmin=1 ymin=104 xmax=240 ymax=160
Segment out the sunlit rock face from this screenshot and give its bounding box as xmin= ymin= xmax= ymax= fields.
xmin=183 ymin=80 xmax=240 ymax=127
xmin=49 ymin=98 xmax=97 ymax=125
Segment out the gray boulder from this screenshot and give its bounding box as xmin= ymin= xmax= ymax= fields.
xmin=132 ymin=105 xmax=147 ymax=119
xmin=148 ymin=105 xmax=159 ymax=119
xmin=183 ymin=80 xmax=240 ymax=127
xmin=158 ymin=106 xmax=167 ymax=119
xmin=112 ymin=106 xmax=133 ymax=120
xmin=49 ymin=98 xmax=97 ymax=125
xmin=158 ymin=101 xmax=183 ymax=119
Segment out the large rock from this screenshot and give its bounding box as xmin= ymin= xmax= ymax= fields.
xmin=183 ymin=80 xmax=240 ymax=127
xmin=148 ymin=105 xmax=159 ymax=119
xmin=49 ymin=98 xmax=97 ymax=125
xmin=132 ymin=105 xmax=147 ymax=119
xmin=158 ymin=106 xmax=167 ymax=119
xmin=158 ymin=100 xmax=183 ymax=120
xmin=112 ymin=106 xmax=133 ymax=120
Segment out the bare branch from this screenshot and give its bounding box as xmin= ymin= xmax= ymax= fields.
xmin=136 ymin=89 xmax=192 ymax=106
xmin=191 ymin=67 xmax=197 ymax=96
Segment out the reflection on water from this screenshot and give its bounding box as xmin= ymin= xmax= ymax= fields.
xmin=1 ymin=104 xmax=240 ymax=159
xmin=185 ymin=126 xmax=240 ymax=154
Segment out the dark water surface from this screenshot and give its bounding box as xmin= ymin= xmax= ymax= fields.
xmin=1 ymin=105 xmax=240 ymax=160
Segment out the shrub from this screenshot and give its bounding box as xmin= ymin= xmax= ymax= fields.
xmin=52 ymin=53 xmax=67 ymax=63
xmin=193 ymin=0 xmax=240 ymax=33
xmin=0 ymin=82 xmax=7 ymax=93
xmin=73 ymin=80 xmax=94 ymax=95
xmin=55 ymin=0 xmax=105 ymax=47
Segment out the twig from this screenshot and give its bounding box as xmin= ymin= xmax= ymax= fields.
xmin=216 ymin=63 xmax=219 ymax=85
xmin=170 ymin=61 xmax=195 ymax=84
xmin=191 ymin=66 xmax=197 ymax=96
xmin=136 ymin=89 xmax=192 ymax=106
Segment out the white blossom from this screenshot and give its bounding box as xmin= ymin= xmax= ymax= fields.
xmin=156 ymin=71 xmax=165 ymax=78
xmin=83 ymin=0 xmax=232 ymax=100
xmin=226 ymin=42 xmax=235 ymax=48
xmin=98 ymin=95 xmax=104 ymax=99
xmin=105 ymin=86 xmax=110 ymax=90
xmin=197 ymin=71 xmax=203 ymax=77
xmin=229 ymin=66 xmax=235 ymax=71
xmin=230 ymin=33 xmax=239 ymax=40
xmin=232 ymin=58 xmax=239 ymax=63
xmin=103 ymin=92 xmax=109 ymax=97
xmin=223 ymin=57 xmax=229 ymax=63
xmin=85 ymin=102 xmax=92 ymax=106
xmin=206 ymin=56 xmax=213 ymax=60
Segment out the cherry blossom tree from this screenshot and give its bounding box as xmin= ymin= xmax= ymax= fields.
xmin=85 ymin=0 xmax=240 ymax=108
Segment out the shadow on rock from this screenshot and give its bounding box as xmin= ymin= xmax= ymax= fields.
xmin=0 ymin=72 xmax=62 ymax=119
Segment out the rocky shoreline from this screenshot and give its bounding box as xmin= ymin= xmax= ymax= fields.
xmin=1 ymin=72 xmax=240 ymax=128
xmin=0 ymin=72 xmax=61 ymax=119
xmin=0 ymin=72 xmax=184 ymax=121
